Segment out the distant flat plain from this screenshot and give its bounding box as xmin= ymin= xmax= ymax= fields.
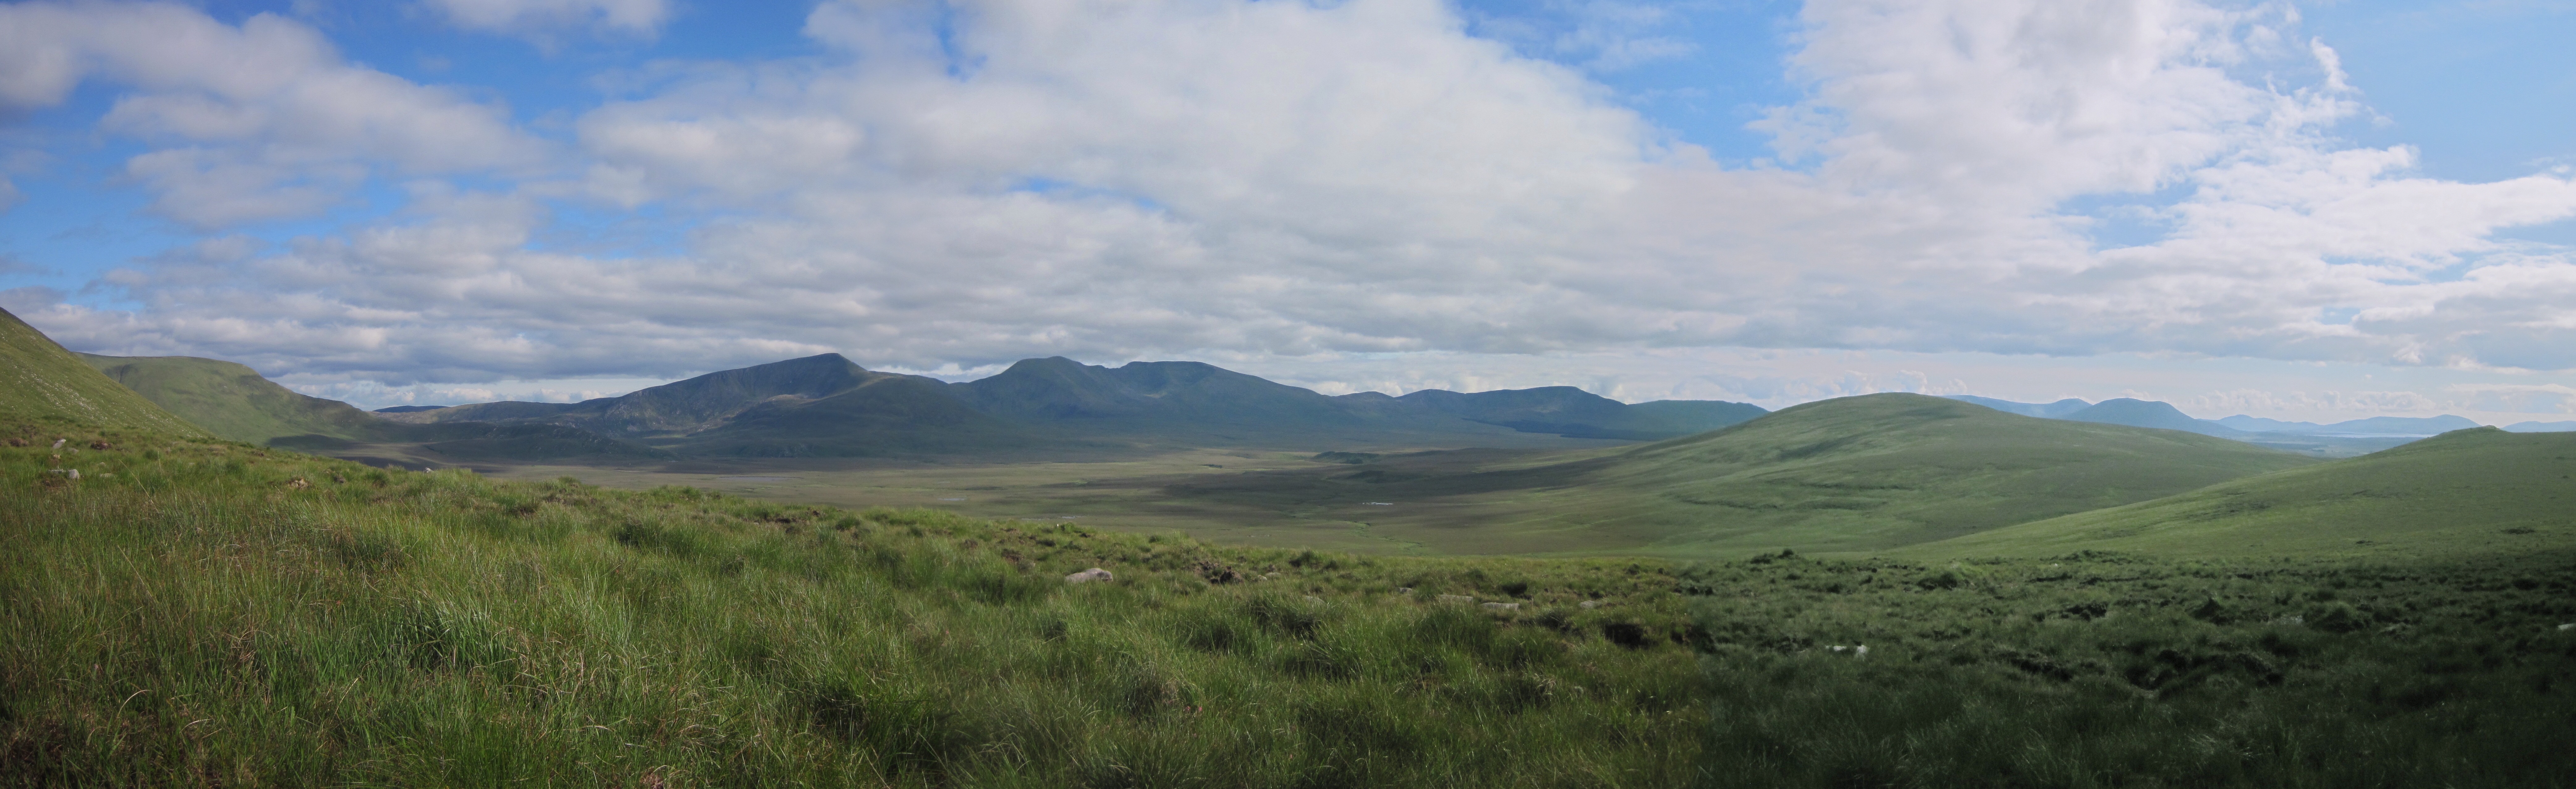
xmin=476 ymin=448 xmax=1464 ymax=554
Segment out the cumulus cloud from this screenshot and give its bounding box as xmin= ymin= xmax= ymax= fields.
xmin=10 ymin=0 xmax=2576 ymax=408
xmin=0 ymin=2 xmax=545 ymax=227
xmin=427 ymin=0 xmax=670 ymax=37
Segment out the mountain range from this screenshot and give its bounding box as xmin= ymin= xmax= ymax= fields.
xmin=53 ymin=340 xmax=1773 ymax=461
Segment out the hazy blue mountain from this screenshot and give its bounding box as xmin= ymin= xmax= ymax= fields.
xmin=2215 ymin=415 xmax=2319 ymax=432
xmin=2060 ymin=399 xmax=2239 ymax=436
xmin=2219 ymin=414 xmax=2481 ymax=436
xmin=1940 ymin=395 xmax=2093 ymax=418
xmin=2505 ymin=420 xmax=2576 ymax=432
xmin=374 ymin=405 xmax=450 ymax=413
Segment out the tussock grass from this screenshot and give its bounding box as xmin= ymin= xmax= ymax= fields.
xmin=1684 ymin=551 xmax=2576 ymax=787
xmin=0 ymin=427 xmax=1703 ymax=787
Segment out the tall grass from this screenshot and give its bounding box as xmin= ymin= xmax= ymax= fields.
xmin=1 ymin=429 xmax=1703 ymax=787
xmin=4 ymin=426 xmax=2570 ymax=786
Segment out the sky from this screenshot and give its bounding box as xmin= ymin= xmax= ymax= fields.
xmin=1 ymin=0 xmax=2573 ymax=425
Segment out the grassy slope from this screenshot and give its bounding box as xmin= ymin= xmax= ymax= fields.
xmin=0 ymin=308 xmax=206 ymax=438
xmin=1167 ymin=394 xmax=2319 ymax=557
xmin=1905 ymin=426 xmax=2576 ymax=559
xmin=76 ymin=353 xmax=394 ymax=444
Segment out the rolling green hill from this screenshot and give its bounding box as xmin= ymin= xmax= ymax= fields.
xmin=1904 ymin=426 xmax=2576 ymax=558
xmin=76 ymin=353 xmax=397 ymax=444
xmin=0 ymin=308 xmax=207 ymax=437
xmin=65 ymin=349 xmax=669 ymax=463
xmin=1161 ymin=393 xmax=2321 ymax=557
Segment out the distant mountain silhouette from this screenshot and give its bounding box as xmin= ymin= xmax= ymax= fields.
xmin=2061 ymin=399 xmax=2237 ymax=436
xmin=381 ymin=354 xmax=1772 ymax=457
xmin=2216 ymin=414 xmax=2480 ymax=436
xmin=1943 ymin=394 xmax=2445 ymax=457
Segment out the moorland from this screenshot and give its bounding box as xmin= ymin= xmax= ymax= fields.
xmin=6 ymin=305 xmax=2574 ymax=786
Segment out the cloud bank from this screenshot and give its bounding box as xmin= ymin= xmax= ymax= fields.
xmin=3 ymin=0 xmax=2574 ymax=412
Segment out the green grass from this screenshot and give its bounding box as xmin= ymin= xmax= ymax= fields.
xmin=5 ymin=424 xmax=2571 ymax=786
xmin=1908 ymin=426 xmax=2576 ymax=558
xmin=0 ymin=427 xmax=1708 ymax=787
xmin=0 ymin=308 xmax=207 ymax=438
xmin=1683 ymin=550 xmax=2576 ymax=787
xmin=77 ymin=353 xmax=398 ymax=444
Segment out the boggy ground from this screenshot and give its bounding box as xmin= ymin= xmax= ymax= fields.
xmin=4 ymin=424 xmax=2572 ymax=787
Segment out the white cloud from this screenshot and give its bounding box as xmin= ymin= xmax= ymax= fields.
xmin=0 ymin=2 xmax=545 ymax=227
xmin=427 ymin=0 xmax=671 ymax=37
xmin=11 ymin=0 xmax=2576 ymax=413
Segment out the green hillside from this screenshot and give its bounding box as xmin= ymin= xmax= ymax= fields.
xmin=1906 ymin=426 xmax=2576 ymax=558
xmin=77 ymin=353 xmax=395 ymax=444
xmin=0 ymin=308 xmax=207 ymax=437
xmin=1162 ymin=393 xmax=2321 ymax=557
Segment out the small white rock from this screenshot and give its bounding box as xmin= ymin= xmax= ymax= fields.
xmin=51 ymin=439 xmax=66 ymax=450
xmin=2559 ymin=623 xmax=2574 ymax=632
xmin=1578 ymin=600 xmax=1603 ymax=610
xmin=1303 ymin=596 xmax=1324 ymax=604
xmin=1436 ymin=594 xmax=1475 ymax=604
xmin=1064 ymin=568 xmax=1113 ymax=584
xmin=1855 ymin=645 xmax=1869 ymax=658
xmin=1481 ymin=601 xmax=1520 ymax=611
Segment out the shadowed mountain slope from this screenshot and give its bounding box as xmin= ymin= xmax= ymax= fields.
xmin=389 ymin=353 xmax=892 ymax=437
xmin=951 ymin=357 xmax=1360 ymax=427
xmin=1908 ymin=427 xmax=2576 ymax=558
xmin=1162 ymin=393 xmax=2319 ymax=557
xmin=1395 ymin=387 xmax=1767 ymax=440
xmin=388 ymin=354 xmax=1016 ymax=457
xmin=0 ymin=308 xmax=206 ymax=437
xmin=942 ymin=357 xmax=1767 ymax=448
xmin=76 ymin=354 xmax=397 ymax=444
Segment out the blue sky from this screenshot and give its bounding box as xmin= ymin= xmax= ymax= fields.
xmin=2 ymin=0 xmax=2573 ymax=422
